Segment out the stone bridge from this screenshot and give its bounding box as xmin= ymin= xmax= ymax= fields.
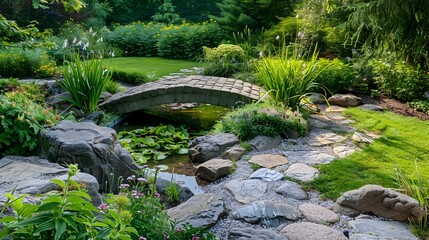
xmin=100 ymin=75 xmax=265 ymax=114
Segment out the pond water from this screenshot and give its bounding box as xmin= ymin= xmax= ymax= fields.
xmin=114 ymin=103 xmax=231 ymax=194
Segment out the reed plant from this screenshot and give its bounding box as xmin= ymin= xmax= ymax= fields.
xmin=255 ymin=43 xmax=322 ymax=109
xmin=59 ymin=54 xmax=112 ymax=113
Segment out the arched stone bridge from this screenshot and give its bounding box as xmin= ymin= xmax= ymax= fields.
xmin=100 ymin=75 xmax=265 ymax=114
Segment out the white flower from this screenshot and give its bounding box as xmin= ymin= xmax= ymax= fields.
xmin=72 ymin=37 xmax=77 ymax=44
xmin=259 ymin=51 xmax=263 ymax=57
xmin=92 ymin=32 xmax=96 ymax=37
xmin=111 ymin=52 xmax=115 ymax=57
xmin=82 ymin=42 xmax=89 ymax=50
xmin=76 ymin=41 xmax=82 ymax=46
xmin=96 ymin=37 xmax=103 ymax=43
xmin=62 ymin=39 xmax=68 ymax=48
xmin=297 ymin=32 xmax=304 ymax=38
xmin=89 ymin=27 xmax=93 ymax=33
xmin=276 ymin=35 xmax=280 ymax=41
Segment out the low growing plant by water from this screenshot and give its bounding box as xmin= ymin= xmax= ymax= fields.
xmin=118 ymin=124 xmax=189 ymax=164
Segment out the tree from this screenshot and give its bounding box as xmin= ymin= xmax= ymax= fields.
xmin=151 ymin=0 xmax=182 ymax=24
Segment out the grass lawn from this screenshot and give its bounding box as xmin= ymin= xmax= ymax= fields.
xmin=102 ymin=57 xmax=202 ymax=78
xmin=308 ymin=108 xmax=429 ymax=199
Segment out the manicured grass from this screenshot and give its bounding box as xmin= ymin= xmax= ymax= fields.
xmin=102 ymin=57 xmax=202 ymax=77
xmin=308 ymin=108 xmax=429 ymax=200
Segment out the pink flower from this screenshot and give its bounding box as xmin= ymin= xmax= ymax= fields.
xmin=120 ymin=184 xmax=130 ymax=189
xmin=154 ymin=192 xmax=160 ymax=198
xmin=98 ymin=203 xmax=109 ymax=213
xmin=139 ymin=237 xmax=147 ymax=240
xmin=192 ymin=236 xmax=200 ymax=240
xmin=137 ymin=177 xmax=146 ymax=182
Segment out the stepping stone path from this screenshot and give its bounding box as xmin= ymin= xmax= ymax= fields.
xmin=333 ymin=145 xmax=357 ymax=158
xmin=249 ymin=168 xmax=284 ymax=182
xmin=298 ymin=203 xmax=339 ymax=224
xmin=248 ymin=154 xmax=288 ymax=169
xmin=308 ymin=132 xmax=347 ymax=147
xmin=352 ymin=132 xmax=377 ymax=143
xmin=284 ymin=151 xmax=336 ymax=164
xmin=276 ymin=181 xmax=308 ymax=200
xmin=285 ymin=163 xmax=319 ymax=182
xmin=225 ymin=179 xmax=267 ymax=204
xmin=232 ymin=201 xmax=301 ymax=227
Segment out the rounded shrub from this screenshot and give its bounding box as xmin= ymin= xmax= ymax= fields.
xmin=313 ymin=58 xmax=355 ymax=95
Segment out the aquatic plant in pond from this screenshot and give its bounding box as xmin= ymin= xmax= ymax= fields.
xmin=118 ymin=124 xmax=189 ymax=164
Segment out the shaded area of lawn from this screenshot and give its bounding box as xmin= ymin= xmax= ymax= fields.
xmin=102 ymin=57 xmax=203 ymax=78
xmin=308 ymin=108 xmax=429 ymax=200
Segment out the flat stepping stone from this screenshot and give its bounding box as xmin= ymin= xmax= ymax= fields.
xmin=221 ymin=146 xmax=246 ymax=161
xmin=308 ymin=132 xmax=346 ymax=147
xmin=298 ymin=203 xmax=339 ymax=224
xmin=351 ymin=132 xmax=374 ymax=143
xmin=167 ymin=193 xmax=225 ymax=229
xmin=281 ymin=222 xmax=348 ymax=240
xmin=359 ymin=104 xmax=383 ymax=111
xmin=276 ymin=181 xmax=308 ymax=200
xmin=249 ymin=168 xmax=284 ymax=182
xmin=285 ymin=163 xmax=319 ymax=182
xmin=249 ymin=135 xmax=281 ymax=151
xmin=333 ymin=145 xmax=357 ymax=158
xmin=308 ymin=118 xmax=329 ymax=128
xmin=232 ymin=201 xmax=301 ymax=227
xmin=195 ymin=159 xmax=235 ymax=182
xmin=225 ymin=179 xmax=267 ymax=204
xmin=248 ymin=154 xmax=289 ymax=169
xmin=229 ymin=227 xmax=287 ymax=240
xmin=325 ymin=105 xmax=346 ymax=113
xmin=348 ymin=219 xmax=418 ymax=240
xmin=284 ymin=151 xmax=336 ymax=165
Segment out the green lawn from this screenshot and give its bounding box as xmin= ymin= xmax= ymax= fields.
xmin=102 ymin=57 xmax=202 ymax=77
xmin=309 ymin=108 xmax=429 ymax=199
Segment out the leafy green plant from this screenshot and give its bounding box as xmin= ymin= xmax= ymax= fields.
xmin=0 ymin=164 xmax=138 ymax=240
xmin=394 ymin=164 xmax=429 ymax=238
xmin=213 ymin=103 xmax=308 ymax=141
xmin=104 ymin=79 xmax=121 ymax=94
xmin=0 ymin=92 xmax=59 ymax=156
xmin=313 ymin=58 xmax=355 ymax=95
xmin=165 ymin=174 xmax=181 ymax=203
xmin=255 ymin=46 xmax=322 ymax=108
xmin=118 ymin=124 xmax=190 ymax=164
xmin=59 ymin=54 xmax=112 ymax=113
xmin=408 ymin=100 xmax=429 ymax=115
xmin=203 ymin=61 xmax=243 ymax=78
xmin=111 ymin=71 xmax=153 ymax=85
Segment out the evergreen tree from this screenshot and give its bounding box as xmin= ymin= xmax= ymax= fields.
xmin=151 ymin=0 xmax=183 ymax=24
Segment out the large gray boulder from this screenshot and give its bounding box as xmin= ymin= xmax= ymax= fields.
xmin=328 ymin=94 xmax=362 ymax=107
xmin=348 ymin=219 xmax=418 ymax=240
xmin=249 ymin=135 xmax=282 ymax=151
xmin=167 ymin=193 xmax=225 ymax=229
xmin=38 ymin=120 xmax=139 ymax=191
xmin=0 ymin=156 xmax=101 ymax=206
xmin=225 ymin=179 xmax=268 ymax=204
xmin=188 ymin=133 xmax=239 ymax=163
xmin=334 ymin=184 xmax=425 ymax=221
xmin=232 ymin=201 xmax=301 ymax=227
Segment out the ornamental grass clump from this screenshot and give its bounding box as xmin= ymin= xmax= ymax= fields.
xmin=255 ymin=46 xmax=321 ymax=108
xmin=59 ymin=54 xmax=112 ymax=113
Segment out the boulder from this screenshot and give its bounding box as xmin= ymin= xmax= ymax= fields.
xmin=248 ymin=154 xmax=289 ymax=169
xmin=285 ymin=163 xmax=319 ymax=182
xmin=359 ymin=104 xmax=383 ymax=111
xmin=221 ymin=146 xmax=246 ymax=161
xmin=308 ymin=93 xmax=326 ymax=104
xmin=281 ymin=222 xmax=347 ymax=240
xmin=225 ymin=179 xmax=267 ymax=204
xmin=167 ymin=193 xmax=225 ymax=229
xmin=195 ymin=159 xmax=235 ymax=182
xmin=38 ymin=120 xmax=139 ymax=191
xmin=333 ymin=184 xmax=425 ymax=221
xmin=249 ymin=168 xmax=284 ymax=182
xmin=249 ymin=135 xmax=282 ymax=151
xmin=0 ymin=156 xmax=101 ymax=206
xmin=188 ymin=133 xmax=239 ymax=163
xmin=298 ymin=203 xmax=339 ymax=224
xmin=348 ymin=219 xmax=418 ymax=240
xmin=229 ymin=227 xmax=287 ymax=240
xmin=232 ymin=201 xmax=301 ymax=227
xmin=328 ymin=94 xmax=362 ymax=107
xmin=276 ymin=181 xmax=308 ymax=200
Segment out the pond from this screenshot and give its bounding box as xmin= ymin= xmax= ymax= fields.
xmin=113 ymin=103 xmax=231 ymax=194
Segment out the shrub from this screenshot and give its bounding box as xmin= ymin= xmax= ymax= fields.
xmin=203 ymin=61 xmax=243 ymax=78
xmin=104 ymin=79 xmax=121 ymax=94
xmin=59 ymin=55 xmax=112 ymax=113
xmin=203 ymin=44 xmax=246 ymax=78
xmin=0 ymin=48 xmax=57 ymax=78
xmin=158 ymin=21 xmax=223 ymax=60
xmin=111 ymin=71 xmax=153 ymax=85
xmin=213 ymin=103 xmax=308 ymax=140
xmin=313 ymin=58 xmax=355 ymax=95
xmin=408 ymin=100 xmax=429 ymax=115
xmin=0 ymin=92 xmax=59 ymax=156
xmin=106 ymin=22 xmax=164 ymax=57
xmin=371 ymin=60 xmax=429 ymax=102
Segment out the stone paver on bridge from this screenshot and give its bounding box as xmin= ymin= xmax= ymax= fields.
xmin=100 ymin=75 xmax=265 ymax=114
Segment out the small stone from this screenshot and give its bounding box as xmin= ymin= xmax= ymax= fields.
xmin=232 ymin=201 xmax=301 ymax=227
xmin=325 ymin=106 xmax=346 ymax=113
xmin=285 ymin=163 xmax=319 ymax=182
xmin=308 ymin=132 xmax=347 ymax=147
xmin=249 ymin=135 xmax=282 ymax=151
xmin=167 ymin=193 xmax=225 ymax=229
xmin=249 ymin=168 xmax=284 ymax=182
xmin=351 ymin=132 xmax=374 ymax=143
xmin=221 ymin=146 xmax=246 ymax=161
xmin=348 ymin=219 xmax=418 ymax=240
xmin=276 ymin=181 xmax=308 ymax=200
xmin=281 ymin=222 xmax=348 ymax=240
xmin=248 ymin=154 xmax=289 ymax=169
xmin=229 ymin=227 xmax=287 ymax=240
xmin=333 ymin=145 xmax=356 ymax=158
xmin=328 ymin=94 xmax=362 ymax=107
xmin=196 ymin=159 xmax=235 ymax=182
xmin=298 ymin=203 xmax=339 ymax=224
xmin=225 ymin=179 xmax=267 ymax=204
xmin=359 ymin=104 xmax=384 ymax=111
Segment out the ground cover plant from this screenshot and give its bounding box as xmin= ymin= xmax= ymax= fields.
xmin=309 ymin=108 xmax=429 ymax=200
